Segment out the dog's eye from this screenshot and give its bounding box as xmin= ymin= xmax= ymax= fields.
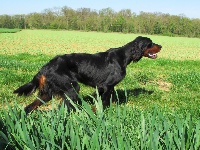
xmin=147 ymin=43 xmax=152 ymax=48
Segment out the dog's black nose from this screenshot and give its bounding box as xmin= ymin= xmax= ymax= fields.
xmin=159 ymin=45 xmax=162 ymax=48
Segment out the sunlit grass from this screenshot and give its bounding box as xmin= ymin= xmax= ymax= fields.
xmin=0 ymin=96 xmax=199 ymax=149
xmin=0 ymin=30 xmax=199 ymax=112
xmin=0 ymin=28 xmax=21 ymax=33
xmin=0 ymin=30 xmax=199 ymax=60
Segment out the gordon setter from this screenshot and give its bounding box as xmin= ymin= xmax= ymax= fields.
xmin=14 ymin=36 xmax=162 ymax=114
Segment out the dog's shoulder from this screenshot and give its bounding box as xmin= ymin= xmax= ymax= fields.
xmin=106 ymin=47 xmax=124 ymax=59
xmin=106 ymin=48 xmax=118 ymax=53
xmin=95 ymin=48 xmax=118 ymax=60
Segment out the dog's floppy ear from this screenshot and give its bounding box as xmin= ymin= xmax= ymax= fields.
xmin=134 ymin=36 xmax=152 ymax=50
xmin=138 ymin=41 xmax=146 ymax=50
xmin=132 ymin=36 xmax=152 ymax=62
xmin=132 ymin=41 xmax=143 ymax=62
xmin=132 ymin=36 xmax=152 ymax=61
xmin=139 ymin=38 xmax=152 ymax=50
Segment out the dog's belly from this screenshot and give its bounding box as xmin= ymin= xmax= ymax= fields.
xmin=77 ymin=73 xmax=106 ymax=88
xmin=76 ymin=69 xmax=125 ymax=88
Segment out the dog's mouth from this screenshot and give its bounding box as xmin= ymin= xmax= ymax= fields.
xmin=147 ymin=53 xmax=157 ymax=59
xmin=144 ymin=44 xmax=162 ymax=59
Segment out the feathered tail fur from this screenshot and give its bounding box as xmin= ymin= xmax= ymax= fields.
xmin=13 ymin=75 xmax=43 ymax=96
xmin=13 ymin=82 xmax=37 ymax=96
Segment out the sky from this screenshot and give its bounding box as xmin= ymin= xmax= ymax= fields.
xmin=1 ymin=0 xmax=200 ymax=19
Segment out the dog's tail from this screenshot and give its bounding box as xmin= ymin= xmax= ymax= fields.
xmin=14 ymin=75 xmax=46 ymax=96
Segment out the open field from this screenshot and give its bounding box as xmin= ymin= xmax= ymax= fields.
xmin=0 ymin=30 xmax=199 ymax=149
xmin=0 ymin=28 xmax=21 ymax=33
xmin=1 ymin=30 xmax=200 ymax=60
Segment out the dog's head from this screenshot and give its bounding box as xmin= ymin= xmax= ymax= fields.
xmin=134 ymin=36 xmax=162 ymax=59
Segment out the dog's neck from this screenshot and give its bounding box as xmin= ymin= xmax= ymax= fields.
xmin=120 ymin=41 xmax=143 ymax=66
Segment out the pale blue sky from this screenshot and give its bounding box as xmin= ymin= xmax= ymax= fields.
xmin=1 ymin=0 xmax=200 ymax=19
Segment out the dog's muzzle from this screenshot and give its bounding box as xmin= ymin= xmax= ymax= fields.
xmin=147 ymin=53 xmax=157 ymax=59
xmin=144 ymin=44 xmax=162 ymax=59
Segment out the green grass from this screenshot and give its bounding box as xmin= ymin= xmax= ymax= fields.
xmin=0 ymin=30 xmax=200 ymax=149
xmin=0 ymin=28 xmax=21 ymax=33
xmin=0 ymin=97 xmax=199 ymax=149
xmin=0 ymin=54 xmax=199 ymax=117
xmin=0 ymin=30 xmax=200 ymax=60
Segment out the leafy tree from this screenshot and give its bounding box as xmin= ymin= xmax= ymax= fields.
xmin=0 ymin=6 xmax=199 ymax=38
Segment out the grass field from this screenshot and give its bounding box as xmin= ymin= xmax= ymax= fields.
xmin=0 ymin=30 xmax=200 ymax=149
xmin=0 ymin=28 xmax=21 ymax=33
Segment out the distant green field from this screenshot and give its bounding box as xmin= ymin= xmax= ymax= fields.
xmin=0 ymin=30 xmax=199 ymax=149
xmin=0 ymin=30 xmax=200 ymax=60
xmin=0 ymin=28 xmax=21 ymax=33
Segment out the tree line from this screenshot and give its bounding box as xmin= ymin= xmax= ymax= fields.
xmin=0 ymin=6 xmax=200 ymax=38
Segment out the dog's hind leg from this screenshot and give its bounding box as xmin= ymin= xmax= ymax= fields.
xmin=24 ymin=92 xmax=52 ymax=115
xmin=24 ymin=75 xmax=53 ymax=115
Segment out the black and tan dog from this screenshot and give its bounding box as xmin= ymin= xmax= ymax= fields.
xmin=14 ymin=36 xmax=162 ymax=114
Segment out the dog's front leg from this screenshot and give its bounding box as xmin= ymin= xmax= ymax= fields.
xmin=61 ymin=81 xmax=80 ymax=112
xmin=101 ymin=86 xmax=114 ymax=109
